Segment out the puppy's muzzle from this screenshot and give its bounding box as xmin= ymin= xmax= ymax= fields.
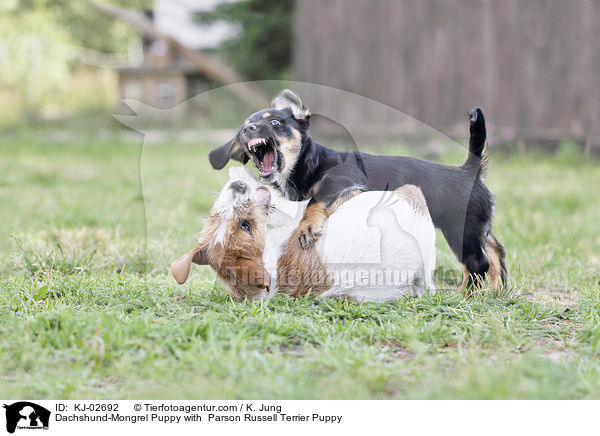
xmin=244 ymin=123 xmax=258 ymax=133
xmin=229 ymin=180 xmax=247 ymax=194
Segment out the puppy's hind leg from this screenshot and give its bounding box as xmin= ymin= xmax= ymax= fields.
xmin=485 ymin=232 xmax=507 ymax=288
xmin=461 ymin=260 xmax=489 ymax=295
xmin=460 ymin=230 xmax=490 ymax=294
xmin=461 ymin=234 xmax=506 ymax=293
xmin=296 ymin=187 xmax=363 ymax=248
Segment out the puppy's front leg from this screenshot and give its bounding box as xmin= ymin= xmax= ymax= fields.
xmin=295 ymin=188 xmax=363 ymax=248
xmin=295 ymin=200 xmax=328 ymax=248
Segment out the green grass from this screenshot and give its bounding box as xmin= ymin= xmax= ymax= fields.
xmin=1 ymin=132 xmax=599 ymax=399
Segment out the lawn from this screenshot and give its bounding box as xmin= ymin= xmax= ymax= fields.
xmin=1 ymin=131 xmax=599 ymax=399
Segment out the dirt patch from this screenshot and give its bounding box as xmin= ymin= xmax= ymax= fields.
xmin=526 ymin=286 xmax=577 ymax=307
xmin=533 ymin=335 xmax=578 ymax=362
xmin=379 ymin=340 xmax=415 ymax=360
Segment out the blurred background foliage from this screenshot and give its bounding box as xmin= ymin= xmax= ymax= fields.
xmin=194 ymin=0 xmax=293 ymax=80
xmin=1 ymin=0 xmax=295 ymax=127
xmin=0 ymin=0 xmax=153 ymax=125
xmin=0 ymin=0 xmax=595 ymax=154
xmin=6 ymin=0 xmax=153 ymax=53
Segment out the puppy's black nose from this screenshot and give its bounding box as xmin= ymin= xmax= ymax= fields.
xmin=229 ymin=180 xmax=247 ymax=193
xmin=244 ymin=123 xmax=258 ymax=132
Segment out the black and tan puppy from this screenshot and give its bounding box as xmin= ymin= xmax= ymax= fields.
xmin=209 ymin=90 xmax=506 ymax=289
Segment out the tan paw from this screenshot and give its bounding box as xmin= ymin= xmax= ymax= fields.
xmin=295 ymin=220 xmax=323 ymax=248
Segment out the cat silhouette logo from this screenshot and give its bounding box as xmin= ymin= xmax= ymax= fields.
xmin=3 ymin=402 xmax=50 ymax=433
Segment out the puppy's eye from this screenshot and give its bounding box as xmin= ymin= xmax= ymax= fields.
xmin=240 ymin=220 xmax=252 ymax=234
xmin=270 ymin=119 xmax=281 ymax=127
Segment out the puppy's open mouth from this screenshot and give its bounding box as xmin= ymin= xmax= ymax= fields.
xmin=247 ymin=138 xmax=278 ymax=177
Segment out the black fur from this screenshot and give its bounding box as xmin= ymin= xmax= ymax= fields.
xmin=209 ymin=91 xmax=507 ymax=283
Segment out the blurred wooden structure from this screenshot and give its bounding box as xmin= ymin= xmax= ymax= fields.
xmin=90 ymin=0 xmax=269 ymax=111
xmin=294 ymin=0 xmax=600 ymax=149
xmin=117 ymin=11 xmax=209 ymax=109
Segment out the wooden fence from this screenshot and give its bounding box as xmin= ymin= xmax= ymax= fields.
xmin=293 ymin=0 xmax=600 ymax=149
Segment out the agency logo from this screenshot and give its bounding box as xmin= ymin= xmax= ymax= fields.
xmin=2 ymin=402 xmax=50 ymax=434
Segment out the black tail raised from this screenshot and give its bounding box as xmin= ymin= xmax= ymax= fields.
xmin=464 ymin=107 xmax=488 ymax=177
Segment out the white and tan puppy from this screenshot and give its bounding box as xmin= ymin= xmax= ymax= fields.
xmin=170 ymin=167 xmax=436 ymax=302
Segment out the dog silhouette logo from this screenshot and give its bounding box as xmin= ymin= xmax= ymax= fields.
xmin=3 ymin=402 xmax=50 ymax=433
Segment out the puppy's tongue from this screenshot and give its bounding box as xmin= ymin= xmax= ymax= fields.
xmin=256 ymin=186 xmax=271 ymax=204
xmin=260 ymin=150 xmax=274 ymax=175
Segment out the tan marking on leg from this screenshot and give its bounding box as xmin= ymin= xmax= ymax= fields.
xmin=295 ymin=202 xmax=328 ymax=248
xmin=460 ymin=236 xmax=503 ymax=296
xmin=460 ymin=266 xmax=472 ymax=297
xmin=295 ymin=189 xmax=363 ymax=248
xmin=485 ymin=236 xmax=502 ymax=288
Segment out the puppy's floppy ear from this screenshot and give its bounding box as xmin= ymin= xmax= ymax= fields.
xmin=170 ymin=245 xmax=208 ymax=284
xmin=271 ymin=89 xmax=311 ymax=121
xmin=209 ymin=135 xmax=249 ymax=170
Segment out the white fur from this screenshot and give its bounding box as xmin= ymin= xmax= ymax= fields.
xmin=211 ymin=169 xmax=262 ymax=246
xmin=225 ymin=167 xmax=436 ymax=301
